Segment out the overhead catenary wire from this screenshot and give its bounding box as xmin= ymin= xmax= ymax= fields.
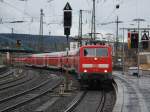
xmin=0 ymin=0 xmax=64 ymax=35
xmin=0 ymin=23 xmax=23 ymax=33
xmin=23 ymin=0 xmax=28 ymax=19
xmin=86 ymin=0 xmax=91 ymax=7
xmin=96 ymin=0 xmax=125 ymax=26
xmin=0 ymin=0 xmax=31 ymax=17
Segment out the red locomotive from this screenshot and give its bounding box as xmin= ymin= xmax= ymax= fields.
xmin=14 ymin=45 xmax=113 ymax=84
xmin=75 ymin=45 xmax=112 ymax=83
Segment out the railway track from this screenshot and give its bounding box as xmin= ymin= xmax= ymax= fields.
xmin=64 ymin=91 xmax=106 ymax=112
xmin=0 ymin=73 xmax=62 ymax=112
xmin=0 ymin=66 xmax=117 ymax=112
xmin=0 ymin=70 xmax=13 ymax=80
xmin=0 ymin=69 xmax=52 ymax=100
xmin=64 ymin=83 xmax=116 ymax=112
xmin=0 ymin=69 xmax=26 ymax=85
xmin=0 ymin=66 xmax=8 ymax=75
xmin=0 ymin=71 xmax=33 ymax=91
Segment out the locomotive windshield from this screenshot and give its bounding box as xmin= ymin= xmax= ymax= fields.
xmin=84 ymin=48 xmax=108 ymax=57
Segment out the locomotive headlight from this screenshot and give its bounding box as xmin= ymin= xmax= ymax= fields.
xmin=104 ymin=70 xmax=108 ymax=73
xmin=84 ymin=69 xmax=87 ymax=73
xmin=94 ymin=57 xmax=98 ymax=61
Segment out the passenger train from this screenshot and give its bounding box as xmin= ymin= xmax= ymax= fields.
xmin=14 ymin=45 xmax=113 ymax=84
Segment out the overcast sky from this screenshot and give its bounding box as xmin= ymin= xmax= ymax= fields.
xmin=0 ymin=0 xmax=150 ymax=39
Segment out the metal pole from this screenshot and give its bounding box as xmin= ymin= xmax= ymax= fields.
xmin=133 ymin=18 xmax=145 ymax=77
xmin=39 ymin=9 xmax=44 ymax=36
xmin=116 ymin=16 xmax=119 ymax=61
xmin=91 ymin=9 xmax=93 ymax=40
xmin=65 ymin=35 xmax=69 ymax=91
xmin=137 ymin=20 xmax=140 ymax=77
xmin=122 ymin=28 xmax=125 ymax=75
xmin=93 ymin=0 xmax=96 ymax=39
xmin=78 ymin=11 xmax=81 ymax=46
xmin=67 ymin=35 xmax=69 ymax=48
xmin=78 ymin=10 xmax=82 ymax=46
xmin=81 ymin=10 xmax=83 ymax=46
xmin=91 ymin=0 xmax=96 ymax=40
xmin=11 ymin=28 xmax=14 ymax=34
xmin=39 ymin=9 xmax=44 ymax=51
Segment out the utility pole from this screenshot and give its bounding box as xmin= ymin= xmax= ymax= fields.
xmin=122 ymin=28 xmax=125 ymax=75
xmin=91 ymin=0 xmax=96 ymax=40
xmin=39 ymin=9 xmax=44 ymax=51
xmin=133 ymin=18 xmax=145 ymax=77
xmin=11 ymin=28 xmax=14 ymax=34
xmin=39 ymin=9 xmax=44 ymax=36
xmin=93 ymin=0 xmax=96 ymax=39
xmin=116 ymin=16 xmax=119 ymax=59
xmin=78 ymin=10 xmax=83 ymax=46
xmin=115 ymin=4 xmax=120 ymax=62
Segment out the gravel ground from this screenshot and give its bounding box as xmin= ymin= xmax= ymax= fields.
xmin=0 ymin=70 xmax=39 ymax=99
xmin=42 ymin=73 xmax=80 ymax=112
xmin=0 ymin=66 xmax=7 ymax=74
xmin=47 ymin=91 xmax=79 ymax=112
xmin=102 ymin=87 xmax=116 ymax=112
xmin=2 ymin=68 xmax=116 ymax=112
xmin=12 ymin=69 xmax=80 ymax=112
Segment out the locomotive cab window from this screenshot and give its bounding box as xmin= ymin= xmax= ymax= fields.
xmin=96 ymin=48 xmax=108 ymax=57
xmin=84 ymin=48 xmax=108 ymax=57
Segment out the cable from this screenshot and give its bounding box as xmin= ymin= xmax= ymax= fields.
xmin=97 ymin=0 xmax=127 ymax=26
xmin=1 ymin=0 xmax=32 ymax=17
xmin=0 ymin=24 xmax=19 ymax=33
xmin=86 ymin=0 xmax=92 ymax=8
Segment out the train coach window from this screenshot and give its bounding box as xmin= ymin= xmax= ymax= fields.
xmin=84 ymin=48 xmax=108 ymax=57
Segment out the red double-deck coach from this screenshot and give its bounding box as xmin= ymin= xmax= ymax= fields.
xmin=13 ymin=44 xmax=112 ymax=85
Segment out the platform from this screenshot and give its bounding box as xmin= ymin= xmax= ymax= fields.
xmin=113 ymin=71 xmax=150 ymax=112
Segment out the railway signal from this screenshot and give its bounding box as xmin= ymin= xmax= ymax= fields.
xmin=63 ymin=2 xmax=72 ymax=91
xmin=131 ymin=32 xmax=138 ymax=48
xmin=127 ymin=31 xmax=131 ymax=49
xmin=16 ymin=40 xmax=21 ymax=48
xmin=63 ymin=2 xmax=72 ymax=36
xmin=141 ymin=33 xmax=149 ymax=49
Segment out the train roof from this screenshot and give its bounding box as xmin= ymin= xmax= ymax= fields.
xmin=31 ymin=52 xmax=64 ymax=57
xmin=30 ymin=45 xmax=111 ymax=58
xmin=30 ymin=49 xmax=79 ymax=57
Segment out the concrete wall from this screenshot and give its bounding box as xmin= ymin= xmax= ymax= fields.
xmin=147 ymin=55 xmax=150 ymax=64
xmin=140 ymin=55 xmax=147 ymax=64
xmin=140 ymin=52 xmax=150 ymax=64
